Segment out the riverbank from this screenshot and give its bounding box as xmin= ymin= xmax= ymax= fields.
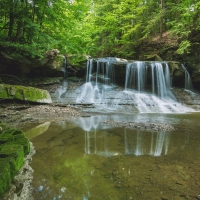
xmin=0 ymin=103 xmax=82 ymax=129
xmin=2 ymin=142 xmax=35 ymax=200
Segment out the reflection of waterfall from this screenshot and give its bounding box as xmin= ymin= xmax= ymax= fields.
xmin=83 ymin=127 xmax=170 ymax=157
xmin=181 ymin=64 xmax=193 ymax=90
xmin=74 ymin=116 xmax=113 ymax=156
xmin=73 ymin=116 xmax=171 ymax=157
xmin=124 ymin=130 xmax=169 ymax=156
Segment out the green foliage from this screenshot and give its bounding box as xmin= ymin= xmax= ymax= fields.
xmin=0 ymin=0 xmax=92 ymax=57
xmin=0 ymin=0 xmax=199 ymax=58
xmin=84 ymin=0 xmax=200 ymax=57
xmin=176 ymin=40 xmax=191 ymax=54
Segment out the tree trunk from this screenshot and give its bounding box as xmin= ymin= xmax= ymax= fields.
xmin=15 ymin=21 xmax=23 ymax=42
xmin=160 ymin=0 xmax=164 ymax=39
xmin=8 ymin=8 xmax=14 ymax=40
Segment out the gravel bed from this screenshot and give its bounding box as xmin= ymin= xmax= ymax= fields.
xmin=0 ymin=104 xmax=82 ymax=129
xmin=103 ymin=121 xmax=175 ymax=131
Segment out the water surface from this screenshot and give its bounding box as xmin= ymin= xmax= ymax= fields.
xmin=25 ymin=113 xmax=200 ymax=200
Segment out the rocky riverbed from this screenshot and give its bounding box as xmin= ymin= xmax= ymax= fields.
xmin=0 ymin=103 xmax=82 ymax=129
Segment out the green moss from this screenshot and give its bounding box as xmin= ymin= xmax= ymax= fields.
xmin=0 ymin=158 xmax=12 ymax=197
xmin=0 ymin=84 xmax=8 ymax=99
xmin=0 ymin=84 xmax=52 ymax=103
xmin=0 ymin=134 xmax=14 ymax=145
xmin=0 ymin=143 xmax=24 ymax=171
xmin=0 ymin=128 xmax=31 ymax=197
xmin=55 ymin=55 xmax=63 ymax=62
xmin=3 ymin=128 xmax=24 ymax=136
xmin=14 ymin=135 xmax=30 ymax=155
xmin=1 ymin=129 xmax=30 ymax=155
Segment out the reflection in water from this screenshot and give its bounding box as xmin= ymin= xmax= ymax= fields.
xmin=29 ymin=113 xmax=200 ymax=200
xmin=25 ymin=121 xmax=51 ymax=140
xmin=84 ymin=128 xmax=170 ymax=157
xmin=124 ymin=131 xmax=169 ymax=156
xmin=74 ymin=116 xmax=171 ymax=157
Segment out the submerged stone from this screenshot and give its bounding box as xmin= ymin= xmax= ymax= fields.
xmin=0 ymin=84 xmax=52 ymax=103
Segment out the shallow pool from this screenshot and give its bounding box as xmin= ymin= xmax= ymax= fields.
xmin=24 ymin=113 xmax=200 ymax=200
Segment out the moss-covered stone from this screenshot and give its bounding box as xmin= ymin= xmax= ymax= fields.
xmin=0 ymin=158 xmax=12 ymax=196
xmin=0 ymin=84 xmax=52 ymax=103
xmin=0 ymin=134 xmax=14 ymax=145
xmin=14 ymin=135 xmax=30 ymax=155
xmin=144 ymin=54 xmax=163 ymax=61
xmin=0 ymin=128 xmax=31 ymax=197
xmin=0 ymin=143 xmax=24 ymax=171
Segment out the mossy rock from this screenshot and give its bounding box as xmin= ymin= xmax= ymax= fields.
xmin=168 ymin=61 xmax=184 ymax=78
xmin=1 ymin=129 xmax=30 ymax=156
xmin=0 ymin=134 xmax=14 ymax=145
xmin=0 ymin=143 xmax=24 ymax=171
xmin=144 ymin=54 xmax=163 ymax=61
xmin=0 ymin=128 xmax=31 ymax=197
xmin=14 ymin=135 xmax=30 ymax=155
xmin=3 ymin=128 xmax=23 ymax=136
xmin=0 ymin=84 xmax=52 ymax=103
xmin=0 ymin=158 xmax=13 ymax=196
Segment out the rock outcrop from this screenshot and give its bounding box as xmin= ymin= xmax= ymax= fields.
xmin=0 ymin=49 xmax=65 ymax=78
xmin=0 ymin=84 xmax=52 ymax=104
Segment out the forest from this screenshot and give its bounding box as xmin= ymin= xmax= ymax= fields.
xmin=0 ymin=0 xmax=199 ymax=59
xmin=1 ymin=1 xmax=200 ymax=199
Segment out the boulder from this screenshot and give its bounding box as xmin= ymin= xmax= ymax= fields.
xmin=67 ymin=55 xmax=91 ymax=77
xmin=30 ymin=54 xmax=65 ymax=77
xmin=0 ymin=84 xmax=52 ymax=104
xmin=144 ymin=54 xmax=163 ymax=61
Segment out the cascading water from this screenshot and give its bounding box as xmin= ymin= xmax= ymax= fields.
xmin=111 ymin=61 xmax=194 ymax=113
xmin=76 ymin=58 xmax=194 ymax=113
xmin=55 ymin=56 xmax=68 ymax=98
xmin=76 ymin=58 xmax=116 ymax=104
xmin=181 ymin=64 xmax=193 ymax=90
xmin=125 ymin=61 xmax=175 ymax=100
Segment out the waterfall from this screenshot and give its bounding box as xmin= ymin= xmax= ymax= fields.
xmin=76 ymin=58 xmax=194 ymax=113
xmin=63 ymin=56 xmax=68 ymax=86
xmin=181 ymin=64 xmax=193 ymax=90
xmin=125 ymin=61 xmax=174 ymax=100
xmin=54 ymin=56 xmax=68 ymax=98
xmin=76 ymin=58 xmax=115 ymax=104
